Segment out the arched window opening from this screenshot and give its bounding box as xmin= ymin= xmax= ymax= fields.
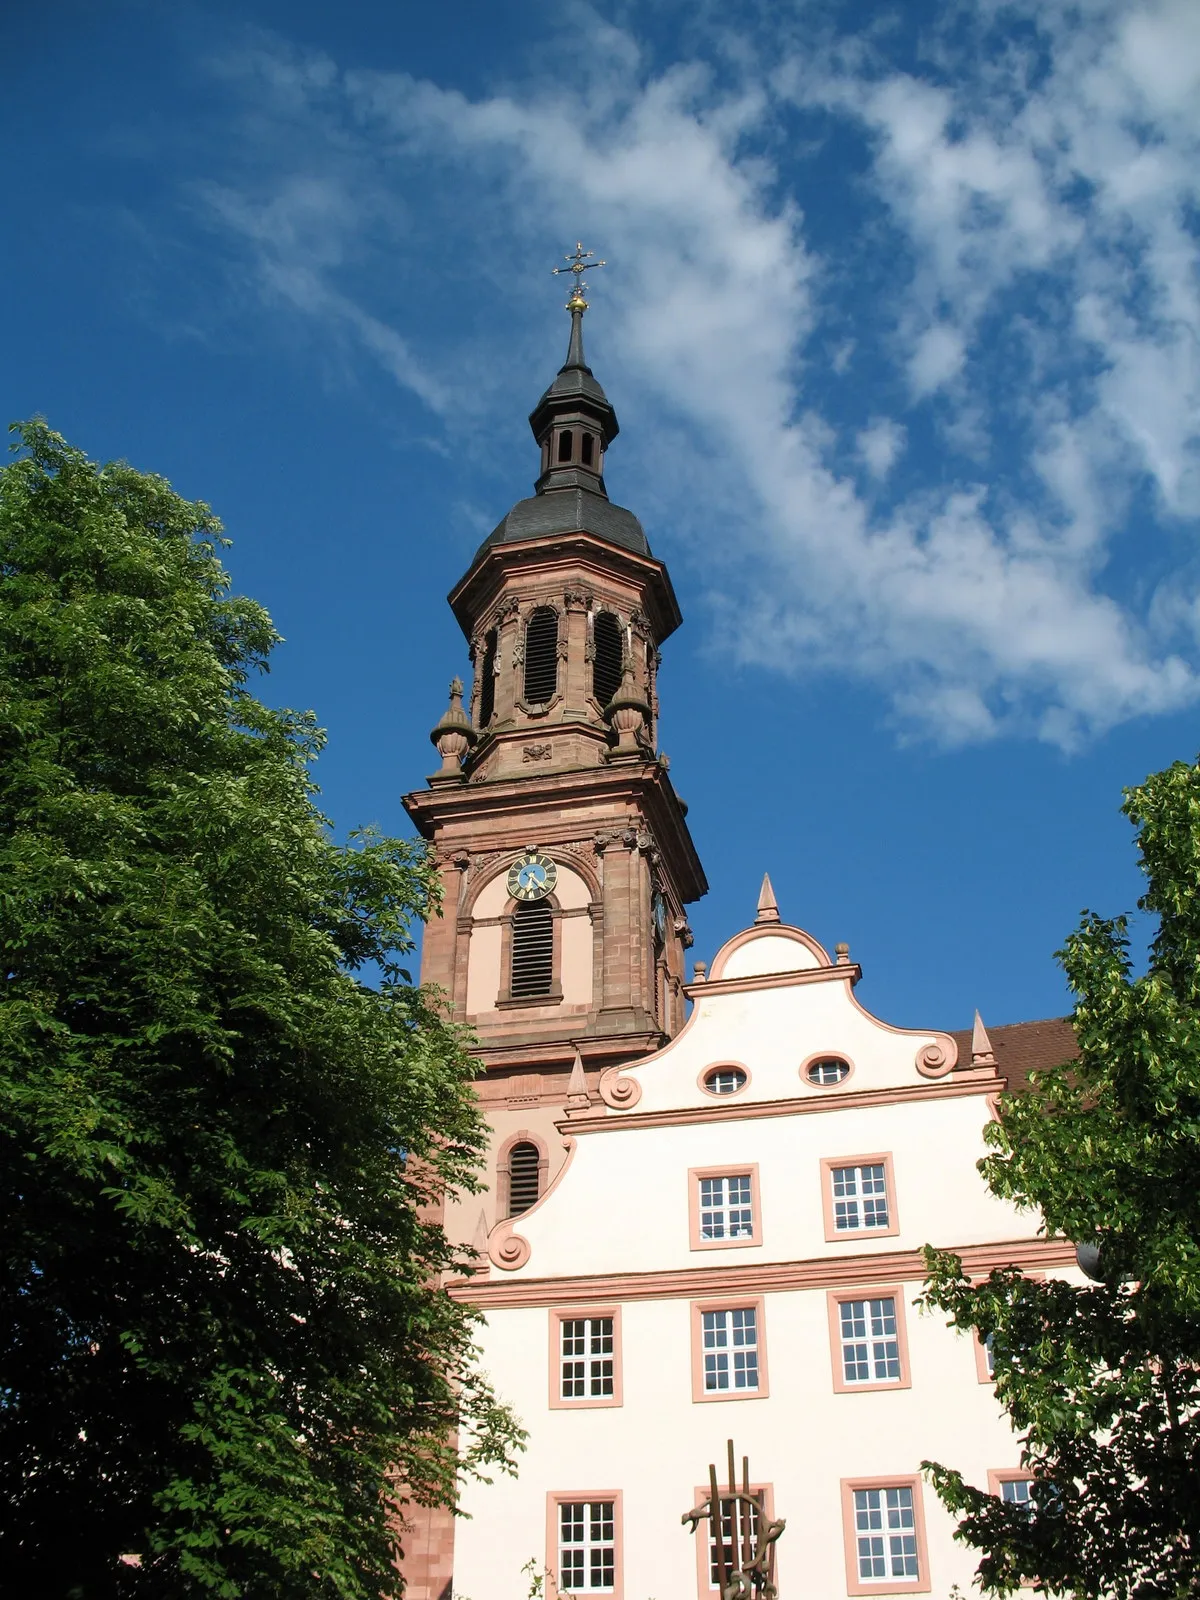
xmin=581 ymin=432 xmax=595 ymax=467
xmin=478 ymin=629 xmax=498 ymax=727
xmin=558 ymin=429 xmax=573 ymax=463
xmin=523 ymin=607 xmax=558 ymax=703
xmin=592 ymin=611 xmax=623 ymax=707
xmin=507 ymin=1141 xmax=542 ymax=1216
xmin=510 ymin=899 xmax=554 ymax=998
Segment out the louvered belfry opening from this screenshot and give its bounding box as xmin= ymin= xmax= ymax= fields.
xmin=510 ymin=898 xmax=554 ymax=998
xmin=507 ymin=1141 xmax=541 ymax=1216
xmin=592 ymin=611 xmax=624 ymax=708
xmin=523 ymin=607 xmax=559 ymax=703
xmin=478 ymin=628 xmax=497 ymax=727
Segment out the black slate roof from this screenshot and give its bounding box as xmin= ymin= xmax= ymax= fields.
xmin=474 ymin=486 xmax=652 ymax=562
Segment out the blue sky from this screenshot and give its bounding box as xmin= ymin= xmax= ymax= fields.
xmin=4 ymin=0 xmax=1199 ymax=1030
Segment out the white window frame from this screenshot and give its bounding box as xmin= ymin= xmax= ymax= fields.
xmin=838 ymin=1296 xmax=901 ymax=1385
xmin=560 ymin=1316 xmax=614 ymax=1401
xmin=701 ymin=1307 xmax=760 ymax=1394
xmin=699 ymin=1174 xmax=754 ymax=1240
xmin=557 ymin=1499 xmax=617 ymax=1594
xmin=853 ymin=1486 xmax=919 ymax=1583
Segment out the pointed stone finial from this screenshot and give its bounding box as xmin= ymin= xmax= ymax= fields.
xmin=429 ymin=676 xmax=477 ymax=780
xmin=755 ymin=873 xmax=781 ymax=925
xmin=971 ymin=1009 xmax=996 ymax=1067
xmin=604 ymin=661 xmax=651 ymax=756
xmin=564 ymin=1048 xmax=591 ymax=1116
xmin=470 ymin=1209 xmax=490 ymax=1273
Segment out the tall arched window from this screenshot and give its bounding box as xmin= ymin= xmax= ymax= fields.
xmin=478 ymin=628 xmax=497 ymax=727
xmin=523 ymin=607 xmax=558 ymax=703
xmin=510 ymin=899 xmax=554 ymax=997
xmin=507 ymin=1141 xmax=542 ymax=1216
xmin=557 ymin=430 xmax=573 ymax=463
xmin=592 ymin=611 xmax=623 ymax=707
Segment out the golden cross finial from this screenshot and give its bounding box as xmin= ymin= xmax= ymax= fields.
xmin=552 ymin=241 xmax=606 ymax=311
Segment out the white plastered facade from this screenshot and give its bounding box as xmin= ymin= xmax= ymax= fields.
xmin=450 ymin=916 xmax=1077 ymax=1600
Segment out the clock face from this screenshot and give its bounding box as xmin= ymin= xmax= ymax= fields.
xmin=652 ymin=889 xmax=668 ymax=943
xmin=507 ymin=851 xmax=558 ymax=902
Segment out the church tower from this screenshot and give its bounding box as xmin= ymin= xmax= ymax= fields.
xmin=404 ymin=256 xmax=706 ymax=1141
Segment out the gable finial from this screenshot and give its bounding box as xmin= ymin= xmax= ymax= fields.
xmin=755 ymin=873 xmax=781 ymax=924
xmin=971 ymin=1009 xmax=996 ymax=1067
xmin=564 ymin=1048 xmax=591 ymax=1116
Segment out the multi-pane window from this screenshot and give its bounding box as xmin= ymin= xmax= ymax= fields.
xmin=1001 ymin=1478 xmax=1033 ymax=1509
xmin=702 ymin=1308 xmax=760 ymax=1393
xmin=831 ymin=1162 xmax=890 ymax=1232
xmin=704 ymin=1067 xmax=747 ymax=1096
xmin=983 ymin=1332 xmax=996 ymax=1378
xmin=839 ymin=1297 xmax=901 ymax=1384
xmin=699 ymin=1174 xmax=754 ymax=1241
xmin=806 ymin=1057 xmax=851 ymax=1085
xmin=558 ymin=1500 xmax=615 ymax=1593
xmin=709 ymin=1495 xmax=760 ymax=1586
xmin=560 ymin=1317 xmax=614 ymax=1401
xmin=853 ymin=1486 xmax=919 ymax=1582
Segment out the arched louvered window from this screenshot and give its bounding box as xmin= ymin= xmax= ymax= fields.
xmin=507 ymin=1141 xmax=541 ymax=1216
xmin=523 ymin=607 xmax=558 ymax=703
xmin=592 ymin=611 xmax=623 ymax=708
xmin=581 ymin=432 xmax=595 ymax=467
xmin=478 ymin=629 xmax=497 ymax=727
xmin=510 ymin=898 xmax=554 ymax=998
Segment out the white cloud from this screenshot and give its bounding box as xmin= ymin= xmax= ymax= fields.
xmin=857 ymin=418 xmax=906 ymax=479
xmin=192 ymin=2 xmax=1200 ymax=746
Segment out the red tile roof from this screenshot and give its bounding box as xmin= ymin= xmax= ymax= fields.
xmin=949 ymin=1016 xmax=1078 ymax=1095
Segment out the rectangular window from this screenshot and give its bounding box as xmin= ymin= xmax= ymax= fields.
xmin=689 ymin=1165 xmax=762 ymax=1251
xmin=692 ymin=1484 xmax=776 ymax=1596
xmin=988 ymin=1470 xmax=1037 ymax=1510
xmin=701 ymin=1175 xmax=753 ymax=1240
xmin=840 ymin=1298 xmax=900 ymax=1383
xmin=690 ymin=1298 xmax=769 ymax=1402
xmin=548 ymin=1308 xmax=622 ymax=1409
xmin=828 ymin=1287 xmax=910 ymax=1392
xmin=821 ymin=1153 xmax=899 ymax=1242
xmin=559 ymin=1501 xmax=616 ymax=1593
xmin=854 ymin=1487 xmax=918 ymax=1580
xmin=840 ymin=1476 xmax=929 ymax=1595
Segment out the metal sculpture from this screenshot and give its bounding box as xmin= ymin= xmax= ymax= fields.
xmin=682 ymin=1440 xmax=786 ymax=1600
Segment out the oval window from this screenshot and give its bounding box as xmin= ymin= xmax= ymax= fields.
xmin=805 ymin=1057 xmax=850 ymax=1086
xmin=703 ymin=1066 xmax=747 ymax=1096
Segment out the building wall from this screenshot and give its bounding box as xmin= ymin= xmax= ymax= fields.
xmin=448 ymin=917 xmax=1076 ymax=1600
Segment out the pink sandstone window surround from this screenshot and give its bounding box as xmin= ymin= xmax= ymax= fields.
xmin=691 ymin=1483 xmax=776 ymax=1597
xmin=688 ymin=1165 xmax=763 ymax=1252
xmin=496 ymin=895 xmax=564 ymax=1008
xmin=546 ymin=1491 xmax=623 ymax=1599
xmin=840 ymin=1476 xmax=931 ymax=1596
xmin=698 ymin=1062 xmax=751 ymax=1098
xmin=689 ymin=1297 xmax=769 ymax=1403
xmin=827 ymin=1287 xmax=912 ymax=1393
xmin=821 ymin=1153 xmax=900 ymax=1243
xmin=800 ymin=1051 xmax=855 ymax=1088
xmin=496 ymin=1131 xmax=549 ymax=1220
xmin=548 ymin=1307 xmax=623 ymax=1410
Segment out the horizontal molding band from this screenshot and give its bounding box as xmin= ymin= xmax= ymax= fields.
xmin=447 ymin=1234 xmax=1077 ymax=1308
xmin=559 ymin=1069 xmax=1004 ymax=1135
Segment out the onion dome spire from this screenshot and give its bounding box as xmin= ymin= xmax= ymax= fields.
xmin=530 ymin=243 xmax=619 ymax=495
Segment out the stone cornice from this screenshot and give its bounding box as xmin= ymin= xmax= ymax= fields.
xmin=447 ymin=1233 xmax=1077 ymax=1307
xmin=403 ymin=759 xmax=706 ymax=903
xmin=556 ymin=1068 xmax=1006 ymax=1135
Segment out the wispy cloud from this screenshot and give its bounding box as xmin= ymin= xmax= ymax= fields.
xmin=189 ymin=1 xmax=1200 ymax=747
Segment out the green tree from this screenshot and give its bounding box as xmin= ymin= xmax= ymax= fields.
xmin=0 ymin=422 xmax=522 ymax=1599
xmin=922 ymin=757 xmax=1200 ymax=1597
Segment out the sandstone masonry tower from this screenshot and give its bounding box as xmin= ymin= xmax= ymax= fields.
xmin=403 ymin=251 xmax=706 ymax=1215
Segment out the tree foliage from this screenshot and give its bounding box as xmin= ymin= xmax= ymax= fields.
xmin=922 ymin=757 xmax=1200 ymax=1597
xmin=0 ymin=422 xmax=522 ymax=1598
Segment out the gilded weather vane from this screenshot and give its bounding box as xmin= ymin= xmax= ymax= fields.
xmin=552 ymin=241 xmax=606 ymax=311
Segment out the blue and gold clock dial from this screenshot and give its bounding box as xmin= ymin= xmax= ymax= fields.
xmin=507 ymin=851 xmax=558 ymax=902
